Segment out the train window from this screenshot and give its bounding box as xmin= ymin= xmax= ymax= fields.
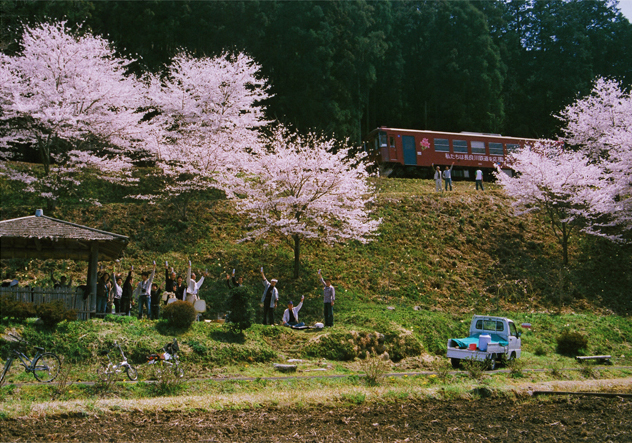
xmin=453 ymin=140 xmax=468 ymax=153
xmin=379 ymin=132 xmax=388 ymax=148
xmin=434 ymin=138 xmax=450 ymax=152
xmin=471 ymin=141 xmax=486 ymax=154
xmin=507 ymin=144 xmax=520 ymax=153
xmin=390 ymin=137 xmax=395 ymax=148
xmin=489 ymin=142 xmax=504 ymax=155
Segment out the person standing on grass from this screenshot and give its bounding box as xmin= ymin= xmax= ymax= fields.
xmin=150 ymin=282 xmax=161 ymax=319
xmin=260 ymin=267 xmax=278 ymax=325
xmin=134 ymin=262 xmax=156 ymax=320
xmin=96 ymin=269 xmax=111 ymax=316
xmin=185 ymin=261 xmax=208 ymax=302
xmin=282 ymin=296 xmax=305 ymax=328
xmin=432 ymin=164 xmax=443 ymax=192
xmin=112 ymin=268 xmax=123 ymax=314
xmin=475 ymin=169 xmax=485 ymax=191
xmin=165 ymin=261 xmax=177 ymax=293
xmin=443 ymin=162 xmax=455 ymax=191
xmin=318 ymin=269 xmax=335 ymax=327
xmin=121 ymin=266 xmax=134 ymax=316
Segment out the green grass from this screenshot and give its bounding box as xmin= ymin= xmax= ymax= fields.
xmin=1 ymin=167 xmax=631 ymax=415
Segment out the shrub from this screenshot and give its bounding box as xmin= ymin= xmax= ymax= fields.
xmin=224 ymin=286 xmax=255 ymax=332
xmin=556 ymin=330 xmax=588 ymax=356
xmin=35 ymin=300 xmax=77 ymax=327
xmin=0 ymin=296 xmax=36 ymax=320
xmin=163 ymin=301 xmax=197 ymax=329
xmin=362 ymin=352 xmax=390 ymax=386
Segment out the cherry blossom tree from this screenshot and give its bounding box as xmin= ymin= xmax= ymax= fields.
xmin=134 ymin=51 xmax=270 ymax=219
xmin=0 ymin=21 xmax=150 ymax=205
xmin=557 ymin=78 xmax=632 ymax=237
xmin=229 ymin=126 xmax=381 ymax=278
xmin=495 ymin=141 xmax=611 ymax=264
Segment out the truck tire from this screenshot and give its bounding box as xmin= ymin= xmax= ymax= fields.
xmin=486 ymin=355 xmax=497 ymax=371
xmin=451 ymin=358 xmax=461 ymax=369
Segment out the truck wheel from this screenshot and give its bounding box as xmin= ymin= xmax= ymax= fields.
xmin=451 ymin=358 xmax=461 ymax=369
xmin=486 ymin=356 xmax=497 ymax=371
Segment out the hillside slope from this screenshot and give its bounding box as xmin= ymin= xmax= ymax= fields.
xmin=2 ymin=175 xmax=630 ymax=321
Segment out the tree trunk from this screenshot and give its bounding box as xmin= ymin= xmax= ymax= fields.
xmin=561 ymin=222 xmax=569 ymax=265
xmin=293 ymin=234 xmax=300 ymax=279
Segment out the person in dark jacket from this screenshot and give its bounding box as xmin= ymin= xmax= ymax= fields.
xmin=226 ymin=269 xmax=243 ymax=289
xmin=150 ymin=283 xmax=161 ymax=319
xmin=120 ymin=266 xmax=134 ymax=316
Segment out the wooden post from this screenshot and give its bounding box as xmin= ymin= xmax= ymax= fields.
xmin=86 ymin=242 xmax=99 ymax=319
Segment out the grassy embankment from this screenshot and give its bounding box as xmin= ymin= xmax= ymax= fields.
xmin=1 ymin=167 xmax=631 ymax=416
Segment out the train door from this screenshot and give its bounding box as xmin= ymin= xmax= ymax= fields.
xmin=402 ymin=135 xmax=417 ymax=165
xmin=388 ymin=135 xmax=398 ymax=161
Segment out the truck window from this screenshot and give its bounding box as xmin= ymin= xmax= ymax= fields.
xmin=496 ymin=321 xmax=504 ymax=332
xmin=509 ymin=322 xmax=518 ymax=337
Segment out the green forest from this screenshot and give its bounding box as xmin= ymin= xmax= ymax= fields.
xmin=2 ymin=0 xmax=631 ymax=144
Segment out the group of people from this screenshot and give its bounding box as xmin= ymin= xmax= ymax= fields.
xmin=87 ymin=262 xmax=337 ymax=327
xmin=433 ymin=163 xmax=485 ymax=192
xmin=258 ymin=268 xmax=335 ymax=328
xmin=94 ymin=261 xmax=207 ymax=319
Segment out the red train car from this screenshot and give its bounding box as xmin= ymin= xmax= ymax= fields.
xmin=363 ymin=127 xmax=538 ymax=179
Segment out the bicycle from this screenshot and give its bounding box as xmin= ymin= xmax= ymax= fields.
xmin=97 ymin=340 xmax=138 ymax=381
xmin=146 ymin=338 xmax=184 ymax=379
xmin=0 ymin=332 xmax=61 ymax=385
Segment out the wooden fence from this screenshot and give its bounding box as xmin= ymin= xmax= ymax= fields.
xmin=0 ymin=286 xmax=96 ymax=320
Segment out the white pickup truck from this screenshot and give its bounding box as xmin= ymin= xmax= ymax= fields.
xmin=446 ymin=315 xmax=522 ymax=370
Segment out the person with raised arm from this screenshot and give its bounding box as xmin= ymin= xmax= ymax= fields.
xmin=260 ymin=267 xmax=278 ymax=325
xmin=282 ymin=296 xmax=305 ymax=328
xmin=165 ymin=261 xmax=177 ymax=294
xmin=185 ymin=260 xmax=208 ymax=303
xmin=134 ymin=261 xmax=156 ymax=320
xmin=112 ymin=264 xmax=123 ymax=314
xmin=120 ymin=266 xmax=134 ymax=316
xmin=226 ymin=269 xmax=243 ymax=289
xmin=318 ymin=269 xmax=335 ymax=327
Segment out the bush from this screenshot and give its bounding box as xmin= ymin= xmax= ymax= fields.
xmin=35 ymin=300 xmax=77 ymax=327
xmin=224 ymin=286 xmax=255 ymax=332
xmin=163 ymin=301 xmax=197 ymax=329
xmin=556 ymin=330 xmax=588 ymax=356
xmin=0 ymin=296 xmax=36 ymax=320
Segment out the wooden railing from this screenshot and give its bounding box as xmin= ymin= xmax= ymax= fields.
xmin=0 ymin=286 xmax=96 ymax=320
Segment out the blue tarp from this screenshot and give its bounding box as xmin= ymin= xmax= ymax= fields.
xmin=451 ymin=333 xmax=508 ymax=349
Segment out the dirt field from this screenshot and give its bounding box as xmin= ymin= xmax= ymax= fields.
xmin=1 ymin=396 xmax=630 ymax=442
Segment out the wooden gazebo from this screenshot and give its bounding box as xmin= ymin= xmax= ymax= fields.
xmin=0 ymin=209 xmax=129 ymax=318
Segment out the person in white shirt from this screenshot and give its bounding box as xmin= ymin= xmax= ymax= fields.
xmin=185 ymin=260 xmax=208 ymax=302
xmin=282 ymin=296 xmax=305 ymax=328
xmin=475 ymin=169 xmax=485 ymax=191
xmin=260 ymin=267 xmax=279 ymax=325
xmin=133 ymin=262 xmax=156 ymax=319
xmin=432 ymin=164 xmax=443 ymax=192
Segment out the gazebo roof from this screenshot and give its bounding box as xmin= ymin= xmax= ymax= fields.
xmin=0 ymin=211 xmax=128 ymax=261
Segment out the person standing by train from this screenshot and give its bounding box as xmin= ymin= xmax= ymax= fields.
xmin=432 ymin=164 xmax=443 ymax=192
xmin=443 ymin=162 xmax=455 ymax=191
xmin=475 ymin=169 xmax=485 ymax=191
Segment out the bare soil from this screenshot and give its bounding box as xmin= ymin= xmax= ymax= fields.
xmin=1 ymin=396 xmax=630 ymax=442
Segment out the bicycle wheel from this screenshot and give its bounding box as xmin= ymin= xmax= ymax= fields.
xmin=33 ymin=353 xmax=61 ymax=383
xmin=0 ymin=358 xmax=13 ymax=385
xmin=125 ymin=364 xmax=138 ymax=381
xmin=97 ymin=364 xmax=112 ymax=381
